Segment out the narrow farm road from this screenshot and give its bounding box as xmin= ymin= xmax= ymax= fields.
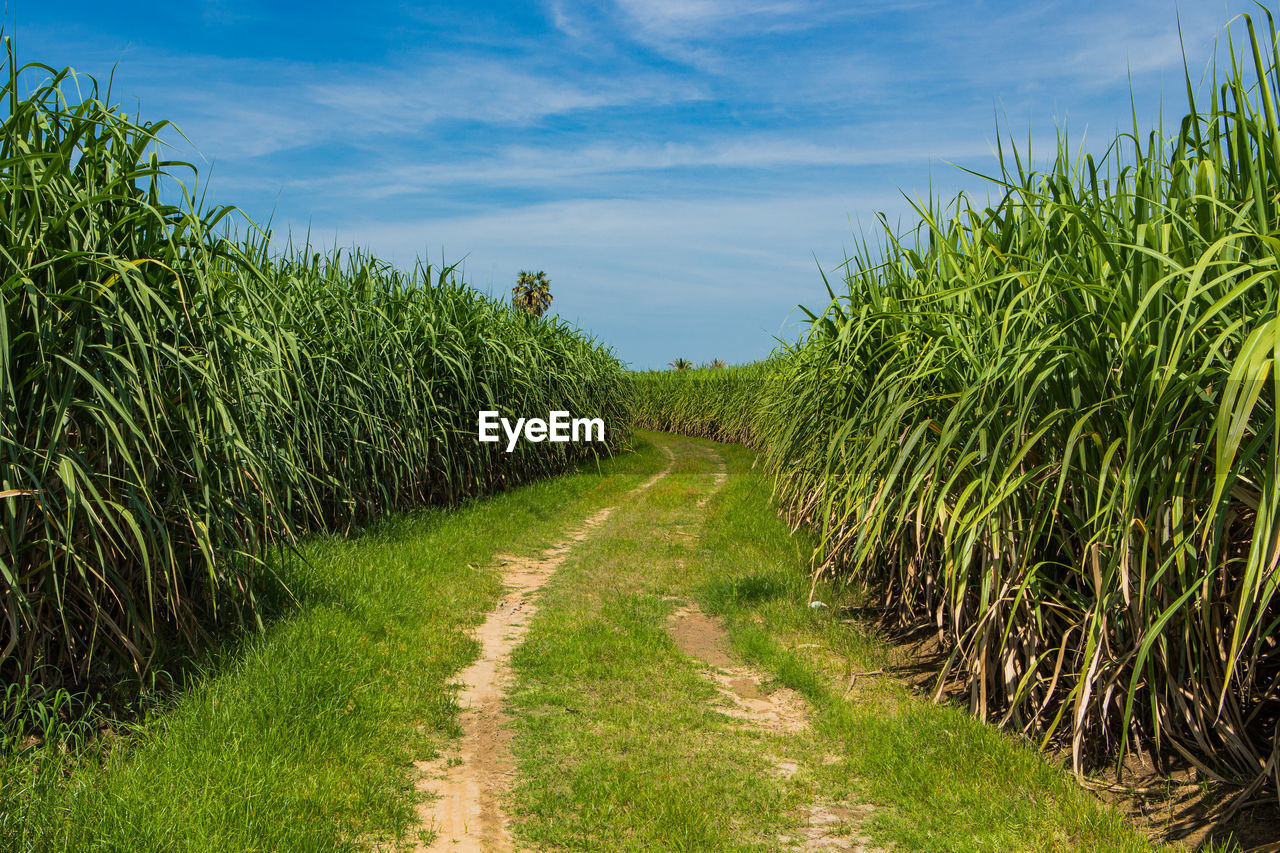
xmin=412 ymin=432 xmax=1157 ymax=853
xmin=412 ymin=446 xmax=675 ymax=850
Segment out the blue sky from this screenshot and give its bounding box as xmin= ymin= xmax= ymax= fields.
xmin=11 ymin=1 xmax=1260 ymax=367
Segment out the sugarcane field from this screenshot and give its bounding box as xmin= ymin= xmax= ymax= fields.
xmin=1 ymin=2 xmax=1277 ymax=851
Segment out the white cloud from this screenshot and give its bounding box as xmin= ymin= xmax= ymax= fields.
xmin=598 ymin=0 xmax=829 ymax=69
xmin=258 ymin=129 xmax=994 ymax=203
xmin=548 ymin=0 xmax=594 ymax=41
xmin=85 ymin=47 xmax=704 ymax=163
xmin=933 ymin=1 xmax=1232 ymax=93
xmin=1059 ymin=22 xmax=1209 ymax=83
xmin=612 ymin=0 xmax=810 ymax=40
xmin=306 ymin=61 xmax=700 ymax=131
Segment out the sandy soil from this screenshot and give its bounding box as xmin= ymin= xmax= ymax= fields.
xmin=667 ymin=602 xmax=808 ymax=735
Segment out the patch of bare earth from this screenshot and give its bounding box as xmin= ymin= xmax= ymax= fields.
xmin=668 ymin=603 xmax=808 ymax=735
xmin=1076 ymin=756 xmax=1280 ymax=851
xmin=781 ymin=803 xmax=882 ymax=852
xmin=411 ymin=452 xmax=673 ymax=852
xmin=666 ymin=602 xmax=887 ymax=851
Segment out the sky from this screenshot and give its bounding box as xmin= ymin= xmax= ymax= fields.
xmin=7 ymin=1 xmax=1263 ymax=368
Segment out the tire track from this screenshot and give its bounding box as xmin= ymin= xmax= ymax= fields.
xmin=412 ymin=446 xmax=674 ymax=852
xmin=667 ymin=443 xmax=888 ymax=852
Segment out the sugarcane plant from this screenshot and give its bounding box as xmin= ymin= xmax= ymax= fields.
xmin=631 ymin=12 xmax=1280 ymax=806
xmin=631 ymin=361 xmax=773 ymax=446
xmin=0 ymin=40 xmax=630 ymax=705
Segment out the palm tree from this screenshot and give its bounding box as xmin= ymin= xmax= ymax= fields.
xmin=706 ymin=359 xmax=726 ymax=369
xmin=669 ymin=358 xmax=693 ymax=370
xmin=512 ymin=270 xmax=553 ymax=316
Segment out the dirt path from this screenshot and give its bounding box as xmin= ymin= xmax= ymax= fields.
xmin=413 ymin=438 xmax=879 ymax=851
xmin=666 ymin=601 xmax=883 ymax=852
xmin=668 ymin=448 xmax=808 ymax=735
xmin=412 ymin=449 xmax=674 ymax=852
xmin=392 ymin=433 xmax=1173 ymax=853
xmin=665 ymin=445 xmax=885 ymax=852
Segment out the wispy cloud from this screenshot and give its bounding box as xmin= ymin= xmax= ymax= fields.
xmin=605 ymin=0 xmax=822 ymax=69
xmin=612 ymin=0 xmax=812 ymax=41
xmin=307 ymin=61 xmax=701 ymax=131
xmin=102 ymin=51 xmax=704 ymax=162
xmin=259 ymin=129 xmax=994 ymax=205
xmin=1058 ymin=16 xmax=1215 ymax=83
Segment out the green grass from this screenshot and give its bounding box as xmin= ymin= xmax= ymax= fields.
xmin=0 ymin=444 xmax=664 ymax=852
xmin=507 ymin=432 xmax=1157 ymax=852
